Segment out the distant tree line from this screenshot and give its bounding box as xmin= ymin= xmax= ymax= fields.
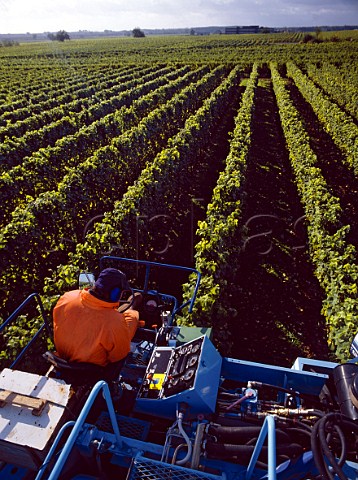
xmin=132 ymin=28 xmax=145 ymax=38
xmin=47 ymin=30 xmax=70 ymax=42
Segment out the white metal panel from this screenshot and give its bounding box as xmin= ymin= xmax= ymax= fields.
xmin=0 ymin=368 xmax=70 ymax=405
xmin=0 ymin=369 xmax=71 ymax=450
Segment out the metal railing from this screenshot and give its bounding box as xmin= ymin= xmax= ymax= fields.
xmin=0 ymin=293 xmax=52 ymax=368
xmin=99 ymin=256 xmax=202 ymax=321
xmin=35 ymin=380 xmax=121 ymax=480
xmin=245 ymin=415 xmax=277 ymax=480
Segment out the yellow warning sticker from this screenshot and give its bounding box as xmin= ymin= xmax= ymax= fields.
xmin=149 ymin=373 xmax=166 ymax=390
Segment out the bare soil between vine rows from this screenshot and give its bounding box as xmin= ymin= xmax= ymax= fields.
xmin=224 ymin=78 xmax=332 ymax=367
xmin=110 ymin=72 xmax=336 ymax=368
xmin=287 ymin=79 xmax=358 ymax=253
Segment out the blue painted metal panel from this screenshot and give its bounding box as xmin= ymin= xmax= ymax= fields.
xmin=221 ymin=357 xmax=328 ymax=396
xmin=291 ymin=357 xmax=338 ymax=373
xmin=135 ymin=335 xmax=222 ymax=419
xmin=0 ymin=464 xmax=30 ymax=480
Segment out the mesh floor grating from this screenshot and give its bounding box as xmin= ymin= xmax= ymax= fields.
xmin=95 ymin=412 xmax=150 ymax=441
xmin=127 ymin=455 xmax=223 ymax=480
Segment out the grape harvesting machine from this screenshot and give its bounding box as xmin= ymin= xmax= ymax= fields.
xmin=0 ymin=257 xmax=357 ymax=480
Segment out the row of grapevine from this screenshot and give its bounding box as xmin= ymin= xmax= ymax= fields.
xmin=286 ymin=62 xmax=358 ymax=175
xmin=0 ymin=34 xmax=357 ymax=362
xmin=0 ymin=64 xmax=119 ymax=113
xmin=270 ymin=62 xmax=358 ymax=360
xmin=180 ymin=64 xmax=259 ymax=349
xmin=0 ymin=64 xmax=138 ymax=122
xmin=0 ymin=66 xmax=191 ymax=220
xmin=41 ymin=65 xmax=243 ymax=305
xmin=305 ymin=63 xmax=358 ymax=120
xmin=333 ymin=62 xmax=358 ymax=85
xmin=2 ymin=32 xmax=356 ymax=68
xmin=0 ymin=65 xmax=175 ymax=168
xmin=0 ymin=65 xmax=228 ymax=315
xmin=0 ymin=66 xmax=87 ymax=108
xmin=1 ymin=66 xmax=134 ymax=116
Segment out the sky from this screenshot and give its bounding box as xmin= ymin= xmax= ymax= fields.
xmin=0 ymin=0 xmax=357 ymax=34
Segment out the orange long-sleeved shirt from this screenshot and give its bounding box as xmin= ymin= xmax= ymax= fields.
xmin=53 ymin=289 xmax=139 ymax=366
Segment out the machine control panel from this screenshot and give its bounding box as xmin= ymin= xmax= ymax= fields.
xmin=138 ymin=337 xmax=204 ymax=400
xmin=163 ymin=338 xmax=203 ymax=397
xmin=135 ymin=335 xmax=222 ymax=419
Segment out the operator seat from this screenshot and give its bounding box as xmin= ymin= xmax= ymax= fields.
xmin=43 ymin=351 xmax=107 ymax=386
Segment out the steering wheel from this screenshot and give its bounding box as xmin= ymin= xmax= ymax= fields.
xmin=118 ymin=291 xmax=142 ymax=313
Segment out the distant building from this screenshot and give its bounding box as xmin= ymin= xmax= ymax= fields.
xmin=225 ymin=26 xmax=260 ymax=34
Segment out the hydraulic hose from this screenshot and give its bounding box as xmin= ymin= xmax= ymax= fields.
xmin=175 ymin=412 xmax=193 ymax=466
xmin=335 ymin=425 xmax=348 ymax=467
xmin=311 ymin=412 xmax=358 ymax=480
xmin=311 ymin=418 xmax=332 ymax=480
xmin=318 ymin=416 xmax=348 ymax=480
xmin=205 ymin=442 xmax=303 ymax=462
xmin=207 ymin=424 xmax=291 ymax=444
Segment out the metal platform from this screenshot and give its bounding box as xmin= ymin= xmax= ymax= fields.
xmin=95 ymin=412 xmax=151 ymax=441
xmin=127 ymin=454 xmax=224 ymax=480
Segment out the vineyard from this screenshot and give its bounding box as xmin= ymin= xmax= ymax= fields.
xmin=0 ymin=31 xmax=357 ymax=364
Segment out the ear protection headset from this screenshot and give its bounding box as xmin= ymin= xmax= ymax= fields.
xmin=110 ymin=287 xmax=121 ymax=302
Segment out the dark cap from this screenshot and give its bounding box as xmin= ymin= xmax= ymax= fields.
xmin=94 ymin=268 xmax=130 ymax=295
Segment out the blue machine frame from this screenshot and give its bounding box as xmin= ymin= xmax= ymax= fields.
xmin=99 ymin=256 xmax=202 ymax=323
xmin=0 ymin=257 xmax=357 ymax=480
xmin=29 ymin=349 xmax=358 ymax=480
